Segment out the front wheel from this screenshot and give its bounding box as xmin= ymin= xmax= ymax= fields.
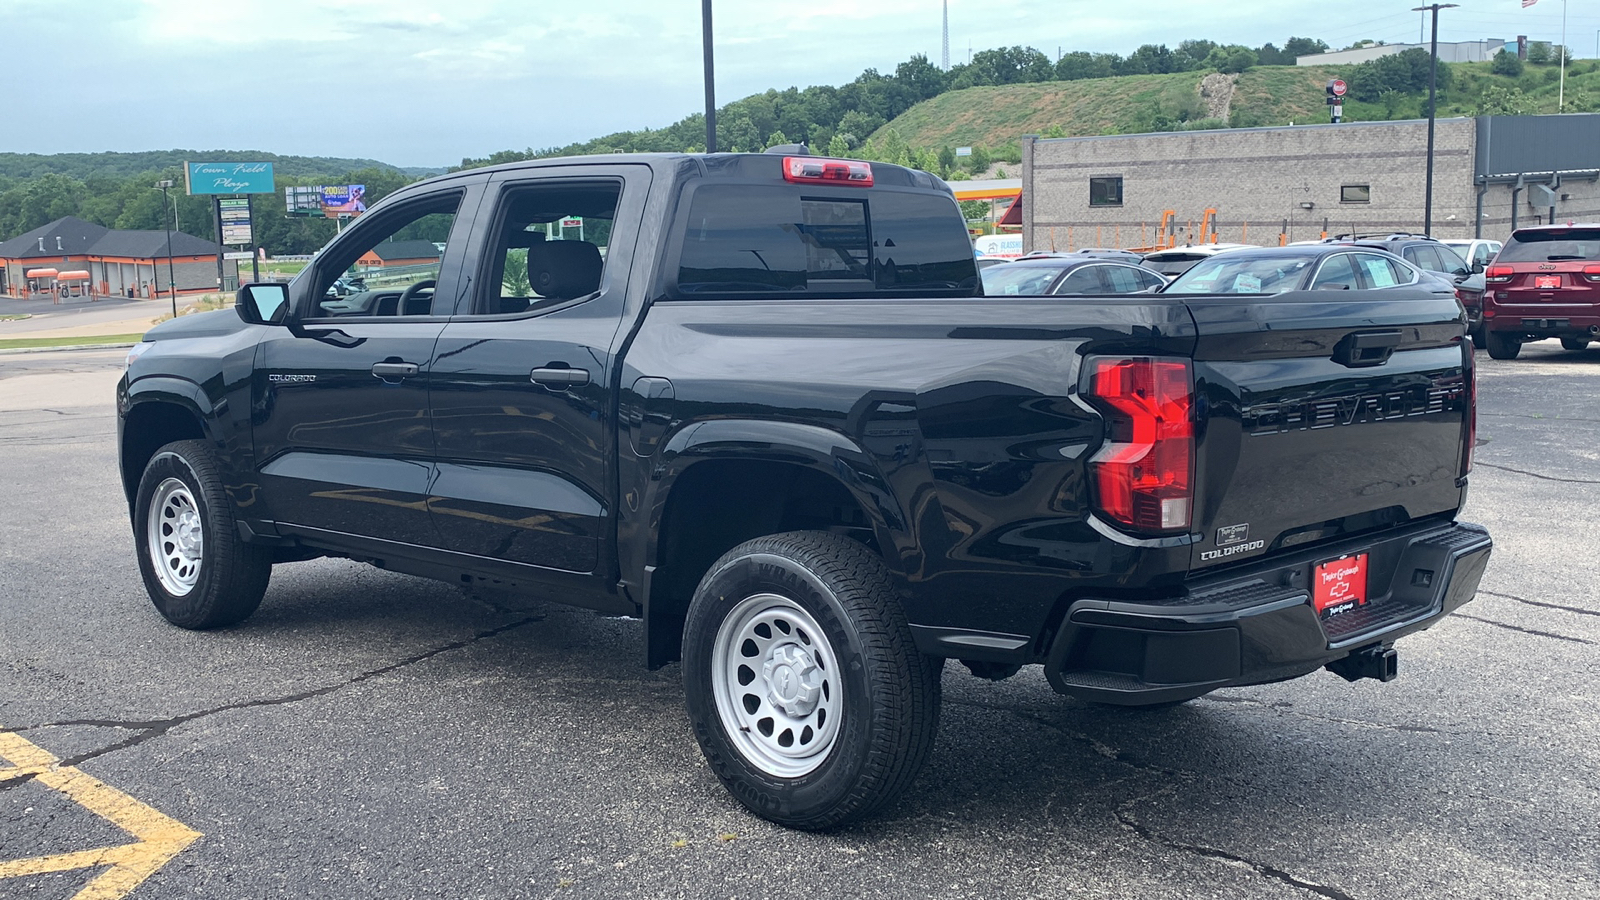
xmin=1484 ymin=330 xmax=1521 ymax=360
xmin=682 ymin=531 xmax=941 ymax=830
xmin=133 ymin=440 xmax=272 ymax=628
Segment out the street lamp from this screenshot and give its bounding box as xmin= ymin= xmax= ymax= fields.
xmin=702 ymin=0 xmax=716 ymax=153
xmin=155 ymin=179 xmax=178 ymax=318
xmin=1412 ymin=3 xmax=1458 ymax=237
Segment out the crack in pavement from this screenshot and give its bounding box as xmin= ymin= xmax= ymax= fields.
xmin=946 ymin=697 xmax=1359 ymax=898
xmin=1197 ymin=695 xmax=1443 ymax=735
xmin=2 ymin=616 xmax=542 ymax=779
xmin=1480 ymin=412 xmax=1600 ymax=424
xmin=1113 ymin=792 xmax=1358 ymax=900
xmin=1480 ymin=589 xmax=1600 ymax=618
xmin=1451 ymin=612 xmax=1593 ymax=645
xmin=1474 ymin=462 xmax=1600 ymax=485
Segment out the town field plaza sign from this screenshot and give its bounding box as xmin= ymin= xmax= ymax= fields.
xmin=185 ymin=162 xmax=276 ymax=195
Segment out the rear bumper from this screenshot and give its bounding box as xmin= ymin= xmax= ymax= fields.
xmin=1484 ymin=305 xmax=1600 ymax=337
xmin=1042 ymin=520 xmax=1492 ymax=705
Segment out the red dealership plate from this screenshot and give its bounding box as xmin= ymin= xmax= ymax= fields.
xmin=1313 ymin=553 xmax=1369 ymax=619
xmin=1535 ymin=275 xmax=1561 ymax=289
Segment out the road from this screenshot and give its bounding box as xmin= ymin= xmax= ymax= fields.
xmin=1 ymin=344 xmax=1596 ymax=900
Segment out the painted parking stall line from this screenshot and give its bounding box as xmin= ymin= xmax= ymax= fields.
xmin=0 ymin=731 xmax=201 ymax=899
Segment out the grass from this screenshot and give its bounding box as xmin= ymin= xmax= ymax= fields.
xmin=0 ymin=332 xmax=146 ymax=350
xmin=0 ymin=313 xmax=32 ymax=321
xmin=871 ymin=60 xmax=1600 ymax=151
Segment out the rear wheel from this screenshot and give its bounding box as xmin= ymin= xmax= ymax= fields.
xmin=1561 ymin=336 xmax=1591 ymax=351
xmin=1484 ymin=330 xmax=1521 ymax=360
xmin=682 ymin=531 xmax=941 ymax=830
xmin=133 ymin=440 xmax=272 ymax=628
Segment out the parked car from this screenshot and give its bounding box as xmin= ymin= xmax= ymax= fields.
xmin=1140 ymin=243 xmax=1256 ymax=279
xmin=1479 ymin=223 xmax=1600 ymax=359
xmin=1165 ymin=244 xmax=1456 ymax=297
xmin=1324 ymin=234 xmax=1486 ymax=339
xmin=974 ymin=256 xmax=1012 ymax=270
xmin=1019 ymin=247 xmax=1146 ymax=263
xmin=1440 ymin=238 xmax=1503 ymax=274
xmin=981 ymin=254 xmax=1166 ymax=295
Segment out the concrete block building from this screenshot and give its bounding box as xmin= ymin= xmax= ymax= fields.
xmin=1019 ymin=114 xmax=1600 ymax=252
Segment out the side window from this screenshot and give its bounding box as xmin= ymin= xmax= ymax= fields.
xmin=1101 ymin=265 xmax=1155 ymax=293
xmin=309 ymin=192 xmax=462 ymax=318
xmin=1053 ymin=266 xmax=1104 ymax=294
xmin=1354 ymin=253 xmax=1411 ymax=288
xmin=471 ymin=179 xmax=621 ymax=316
xmin=1311 ymin=254 xmax=1360 ymax=290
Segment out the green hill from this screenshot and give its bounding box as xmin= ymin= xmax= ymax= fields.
xmin=871 ymin=60 xmax=1600 ymax=152
xmin=0 ymin=150 xmax=437 ymax=182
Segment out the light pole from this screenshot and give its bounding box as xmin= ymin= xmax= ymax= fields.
xmin=1413 ymin=3 xmax=1457 ymax=237
xmin=702 ymin=0 xmax=716 ymax=153
xmin=155 ymin=179 xmax=178 ymax=318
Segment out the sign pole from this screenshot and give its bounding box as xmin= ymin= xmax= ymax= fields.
xmin=212 ymin=197 xmax=225 ymax=291
xmin=247 ymin=195 xmax=260 ymax=283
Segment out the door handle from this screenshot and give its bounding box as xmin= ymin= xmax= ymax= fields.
xmin=371 ymin=361 xmax=420 ymax=379
xmin=530 ymin=367 xmax=591 ymax=388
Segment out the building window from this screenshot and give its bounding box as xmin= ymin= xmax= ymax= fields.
xmin=1089 ymin=176 xmax=1123 ymax=207
xmin=1341 ymin=184 xmax=1371 ymax=203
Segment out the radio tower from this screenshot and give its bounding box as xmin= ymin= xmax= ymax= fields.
xmin=941 ymin=0 xmax=950 ymax=70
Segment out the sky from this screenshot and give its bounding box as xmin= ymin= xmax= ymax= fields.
xmin=6 ymin=0 xmax=1595 ymax=168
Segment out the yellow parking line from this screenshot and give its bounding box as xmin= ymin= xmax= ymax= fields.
xmin=0 ymin=731 xmax=202 ymax=900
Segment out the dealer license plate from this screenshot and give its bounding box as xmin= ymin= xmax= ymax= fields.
xmin=1313 ymin=553 xmax=1369 ymax=619
xmin=1535 ymin=275 xmax=1561 ymax=289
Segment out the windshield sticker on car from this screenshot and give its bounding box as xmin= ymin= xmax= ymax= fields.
xmin=1234 ymin=273 xmax=1262 ymax=293
xmin=1362 ymin=258 xmax=1397 ymax=287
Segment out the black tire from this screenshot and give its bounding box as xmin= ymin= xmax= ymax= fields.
xmin=133 ymin=439 xmax=272 ymax=628
xmin=1561 ymin=336 xmax=1590 ymax=351
xmin=1484 ymin=330 xmax=1521 ymax=360
xmin=1468 ymin=324 xmax=1485 ymax=347
xmin=682 ymin=531 xmax=941 ymax=830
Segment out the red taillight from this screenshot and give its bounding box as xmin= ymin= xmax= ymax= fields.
xmin=1583 ymin=264 xmax=1600 ymax=283
xmin=782 ymin=156 xmax=873 ymax=186
xmin=1484 ymin=265 xmax=1514 ymax=283
xmin=1084 ymin=357 xmax=1194 ymax=532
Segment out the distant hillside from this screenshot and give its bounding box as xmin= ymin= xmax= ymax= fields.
xmin=0 ymin=150 xmax=426 ymax=182
xmin=871 ymin=60 xmax=1600 ymax=150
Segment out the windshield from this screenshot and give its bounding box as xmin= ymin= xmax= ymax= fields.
xmin=1498 ymin=229 xmax=1600 ymax=262
xmin=1165 ymin=254 xmax=1315 ymax=294
xmin=981 ymin=264 xmax=1062 ymax=295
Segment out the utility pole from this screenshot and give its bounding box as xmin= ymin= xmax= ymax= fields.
xmin=155 ymin=180 xmax=178 ymax=317
xmin=702 ymin=0 xmax=716 ymax=153
xmin=1413 ymin=3 xmax=1457 ymax=236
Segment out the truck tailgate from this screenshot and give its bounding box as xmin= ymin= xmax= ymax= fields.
xmin=1184 ymin=289 xmax=1471 ymax=571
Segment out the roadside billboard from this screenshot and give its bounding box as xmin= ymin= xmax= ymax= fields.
xmin=186 ymin=161 xmax=275 ymax=195
xmin=284 ymin=185 xmax=368 ymax=217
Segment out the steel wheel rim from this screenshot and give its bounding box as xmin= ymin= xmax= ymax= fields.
xmin=147 ymin=477 xmax=202 ymax=596
xmin=710 ymin=592 xmax=842 ymax=778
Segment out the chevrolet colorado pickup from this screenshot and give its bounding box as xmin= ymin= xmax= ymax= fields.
xmin=118 ymin=152 xmax=1491 ymax=829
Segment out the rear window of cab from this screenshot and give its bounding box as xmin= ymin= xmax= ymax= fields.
xmin=671 ymin=184 xmax=978 ymax=298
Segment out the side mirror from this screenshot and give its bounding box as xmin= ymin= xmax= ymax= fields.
xmin=236 ymin=283 xmax=290 ymax=325
xmin=1471 ymin=261 xmax=1486 ymax=274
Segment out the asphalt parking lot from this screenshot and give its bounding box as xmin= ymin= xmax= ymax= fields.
xmin=2 ymin=344 xmax=1597 ymax=900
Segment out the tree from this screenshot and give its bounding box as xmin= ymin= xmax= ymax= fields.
xmin=827 ymin=133 xmax=850 ymax=158
xmin=1055 ymin=51 xmax=1118 ymax=81
xmin=765 ymin=130 xmax=789 ymax=150
xmin=1491 ymin=49 xmax=1524 ymax=77
xmin=894 ymin=54 xmax=947 ymax=100
xmin=1477 ymin=85 xmax=1530 ymax=116
xmin=1282 ymin=36 xmax=1330 ymax=59
xmin=1174 ymin=40 xmax=1218 ymax=71
xmin=1257 ymin=43 xmax=1287 ymax=66
xmin=1205 ymin=45 xmax=1258 ymax=74
xmin=1120 ymin=44 xmax=1176 ymax=75
xmin=1526 ymin=41 xmax=1551 ymax=64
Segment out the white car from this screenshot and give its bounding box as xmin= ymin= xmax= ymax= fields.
xmin=1438 ymin=238 xmax=1503 ymax=274
xmin=1140 ymin=243 xmax=1256 ymax=279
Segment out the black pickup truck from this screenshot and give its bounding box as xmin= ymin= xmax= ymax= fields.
xmin=118 ymin=152 xmax=1491 ymax=829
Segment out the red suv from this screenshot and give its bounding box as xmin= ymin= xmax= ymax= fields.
xmin=1480 ymin=224 xmax=1600 ymax=359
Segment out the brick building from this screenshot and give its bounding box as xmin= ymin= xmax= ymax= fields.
xmin=1019 ymin=114 xmax=1600 ymax=252
xmin=0 ymin=216 xmax=237 ymax=300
